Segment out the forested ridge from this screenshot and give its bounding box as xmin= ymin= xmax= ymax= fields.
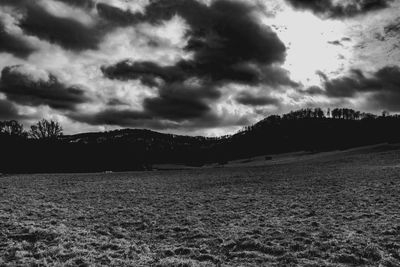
xmin=1 ymin=108 xmax=400 ymax=173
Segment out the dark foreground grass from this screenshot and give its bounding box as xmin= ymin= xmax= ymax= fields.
xmin=1 ymin=145 xmax=400 ymax=266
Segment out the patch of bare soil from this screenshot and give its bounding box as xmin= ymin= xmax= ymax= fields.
xmin=1 ymin=145 xmax=400 ymax=266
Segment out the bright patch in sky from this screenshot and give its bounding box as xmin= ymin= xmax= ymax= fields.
xmin=264 ymin=9 xmax=350 ymax=86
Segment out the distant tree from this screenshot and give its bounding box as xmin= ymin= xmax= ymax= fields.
xmin=0 ymin=120 xmax=25 ymax=137
xmin=29 ymin=119 xmax=63 ymax=140
xmin=313 ymin=108 xmax=325 ymax=118
xmin=330 ymin=108 xmax=359 ymax=120
xmin=343 ymin=108 xmax=350 ymax=120
xmin=331 ymin=108 xmax=340 ymax=119
xmin=354 ymin=111 xmax=360 ymax=120
xmin=382 ymin=110 xmax=390 ymax=117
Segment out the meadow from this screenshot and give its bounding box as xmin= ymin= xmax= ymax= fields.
xmin=1 ymin=144 xmax=400 ymax=266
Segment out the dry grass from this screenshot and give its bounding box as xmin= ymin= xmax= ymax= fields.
xmin=1 ymin=145 xmax=400 ymax=266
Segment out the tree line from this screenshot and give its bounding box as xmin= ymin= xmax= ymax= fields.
xmin=1 ymin=108 xmax=400 ymax=173
xmin=0 ymin=119 xmax=63 ymax=139
xmin=237 ymin=108 xmax=394 ymax=134
xmin=272 ymin=108 xmax=386 ymax=121
xmin=1 ymin=108 xmax=393 ymax=140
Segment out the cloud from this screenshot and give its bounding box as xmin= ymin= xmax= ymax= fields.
xmin=95 ymin=3 xmax=143 ymax=26
xmin=236 ymin=92 xmax=280 ymax=107
xmin=383 ymin=16 xmax=400 ymax=38
xmin=102 ymin=0 xmax=289 ymax=86
xmin=101 ymin=60 xmax=186 ymax=87
xmin=92 ymin=81 xmax=218 ymax=122
xmin=328 ymin=40 xmax=343 ymax=46
xmin=1 ymin=0 xmax=106 ymax=51
xmin=0 ymin=65 xmax=90 ymax=110
xmin=66 ymin=78 xmax=221 ymax=129
xmin=107 ymin=98 xmax=128 ymax=106
xmin=372 ymin=17 xmax=400 ymax=44
xmin=98 ymin=0 xmax=296 ymax=130
xmin=143 ymin=82 xmax=220 ymax=121
xmin=0 ymin=22 xmax=35 ymax=58
xmin=306 ymin=65 xmax=400 ymax=111
xmin=52 ymin=0 xmax=150 ymax=26
xmin=0 ymin=99 xmax=23 ymax=120
xmin=285 ymin=0 xmax=392 ymax=18
xmin=66 ymin=78 xmax=254 ymax=132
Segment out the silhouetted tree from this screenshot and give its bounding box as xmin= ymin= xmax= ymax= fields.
xmin=29 ymin=119 xmax=63 ymax=140
xmin=331 ymin=108 xmax=360 ymax=120
xmin=331 ymin=108 xmax=340 ymax=119
xmin=354 ymin=111 xmax=360 ymax=120
xmin=313 ymin=108 xmax=325 ymax=118
xmin=0 ymin=120 xmax=25 ymax=137
xmin=382 ymin=110 xmax=390 ymax=117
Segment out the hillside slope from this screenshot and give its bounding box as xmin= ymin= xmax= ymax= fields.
xmin=2 ymin=108 xmax=400 ymax=173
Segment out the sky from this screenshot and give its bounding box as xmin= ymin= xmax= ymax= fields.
xmin=0 ymin=0 xmax=399 ymax=136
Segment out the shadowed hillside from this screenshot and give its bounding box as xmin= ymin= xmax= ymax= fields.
xmin=1 ymin=108 xmax=400 ymax=173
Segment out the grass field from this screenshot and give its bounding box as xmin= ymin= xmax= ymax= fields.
xmin=1 ymin=144 xmax=400 ymax=266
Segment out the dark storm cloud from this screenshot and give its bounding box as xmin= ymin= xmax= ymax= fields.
xmin=0 ymin=22 xmax=35 ymax=58
xmin=71 ymin=80 xmax=220 ymax=128
xmin=285 ymin=0 xmax=392 ymax=18
xmin=1 ymin=0 xmax=105 ymax=51
xmin=236 ymin=92 xmax=280 ymax=107
xmin=0 ymin=65 xmax=89 ymax=110
xmin=102 ymin=0 xmax=289 ymax=86
xmin=306 ymin=66 xmax=400 ymax=111
xmin=316 ymin=68 xmax=382 ymax=97
xmin=143 ymin=82 xmax=220 ymax=121
xmin=0 ymin=99 xmax=22 ymax=120
xmin=99 ymin=0 xmax=296 ymax=127
xmin=142 ymin=0 xmax=286 ymax=68
xmin=259 ymin=66 xmax=299 ymax=87
xmin=70 ymin=81 xmax=224 ymax=128
xmin=101 ymin=61 xmax=186 ymax=87
xmin=103 ymin=60 xmax=298 ymax=89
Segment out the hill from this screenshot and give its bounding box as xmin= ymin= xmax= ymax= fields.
xmin=1 ymin=108 xmax=400 ymax=173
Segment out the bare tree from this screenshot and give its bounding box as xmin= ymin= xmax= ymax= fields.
xmin=0 ymin=120 xmax=25 ymax=137
xmin=29 ymin=119 xmax=63 ymax=140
